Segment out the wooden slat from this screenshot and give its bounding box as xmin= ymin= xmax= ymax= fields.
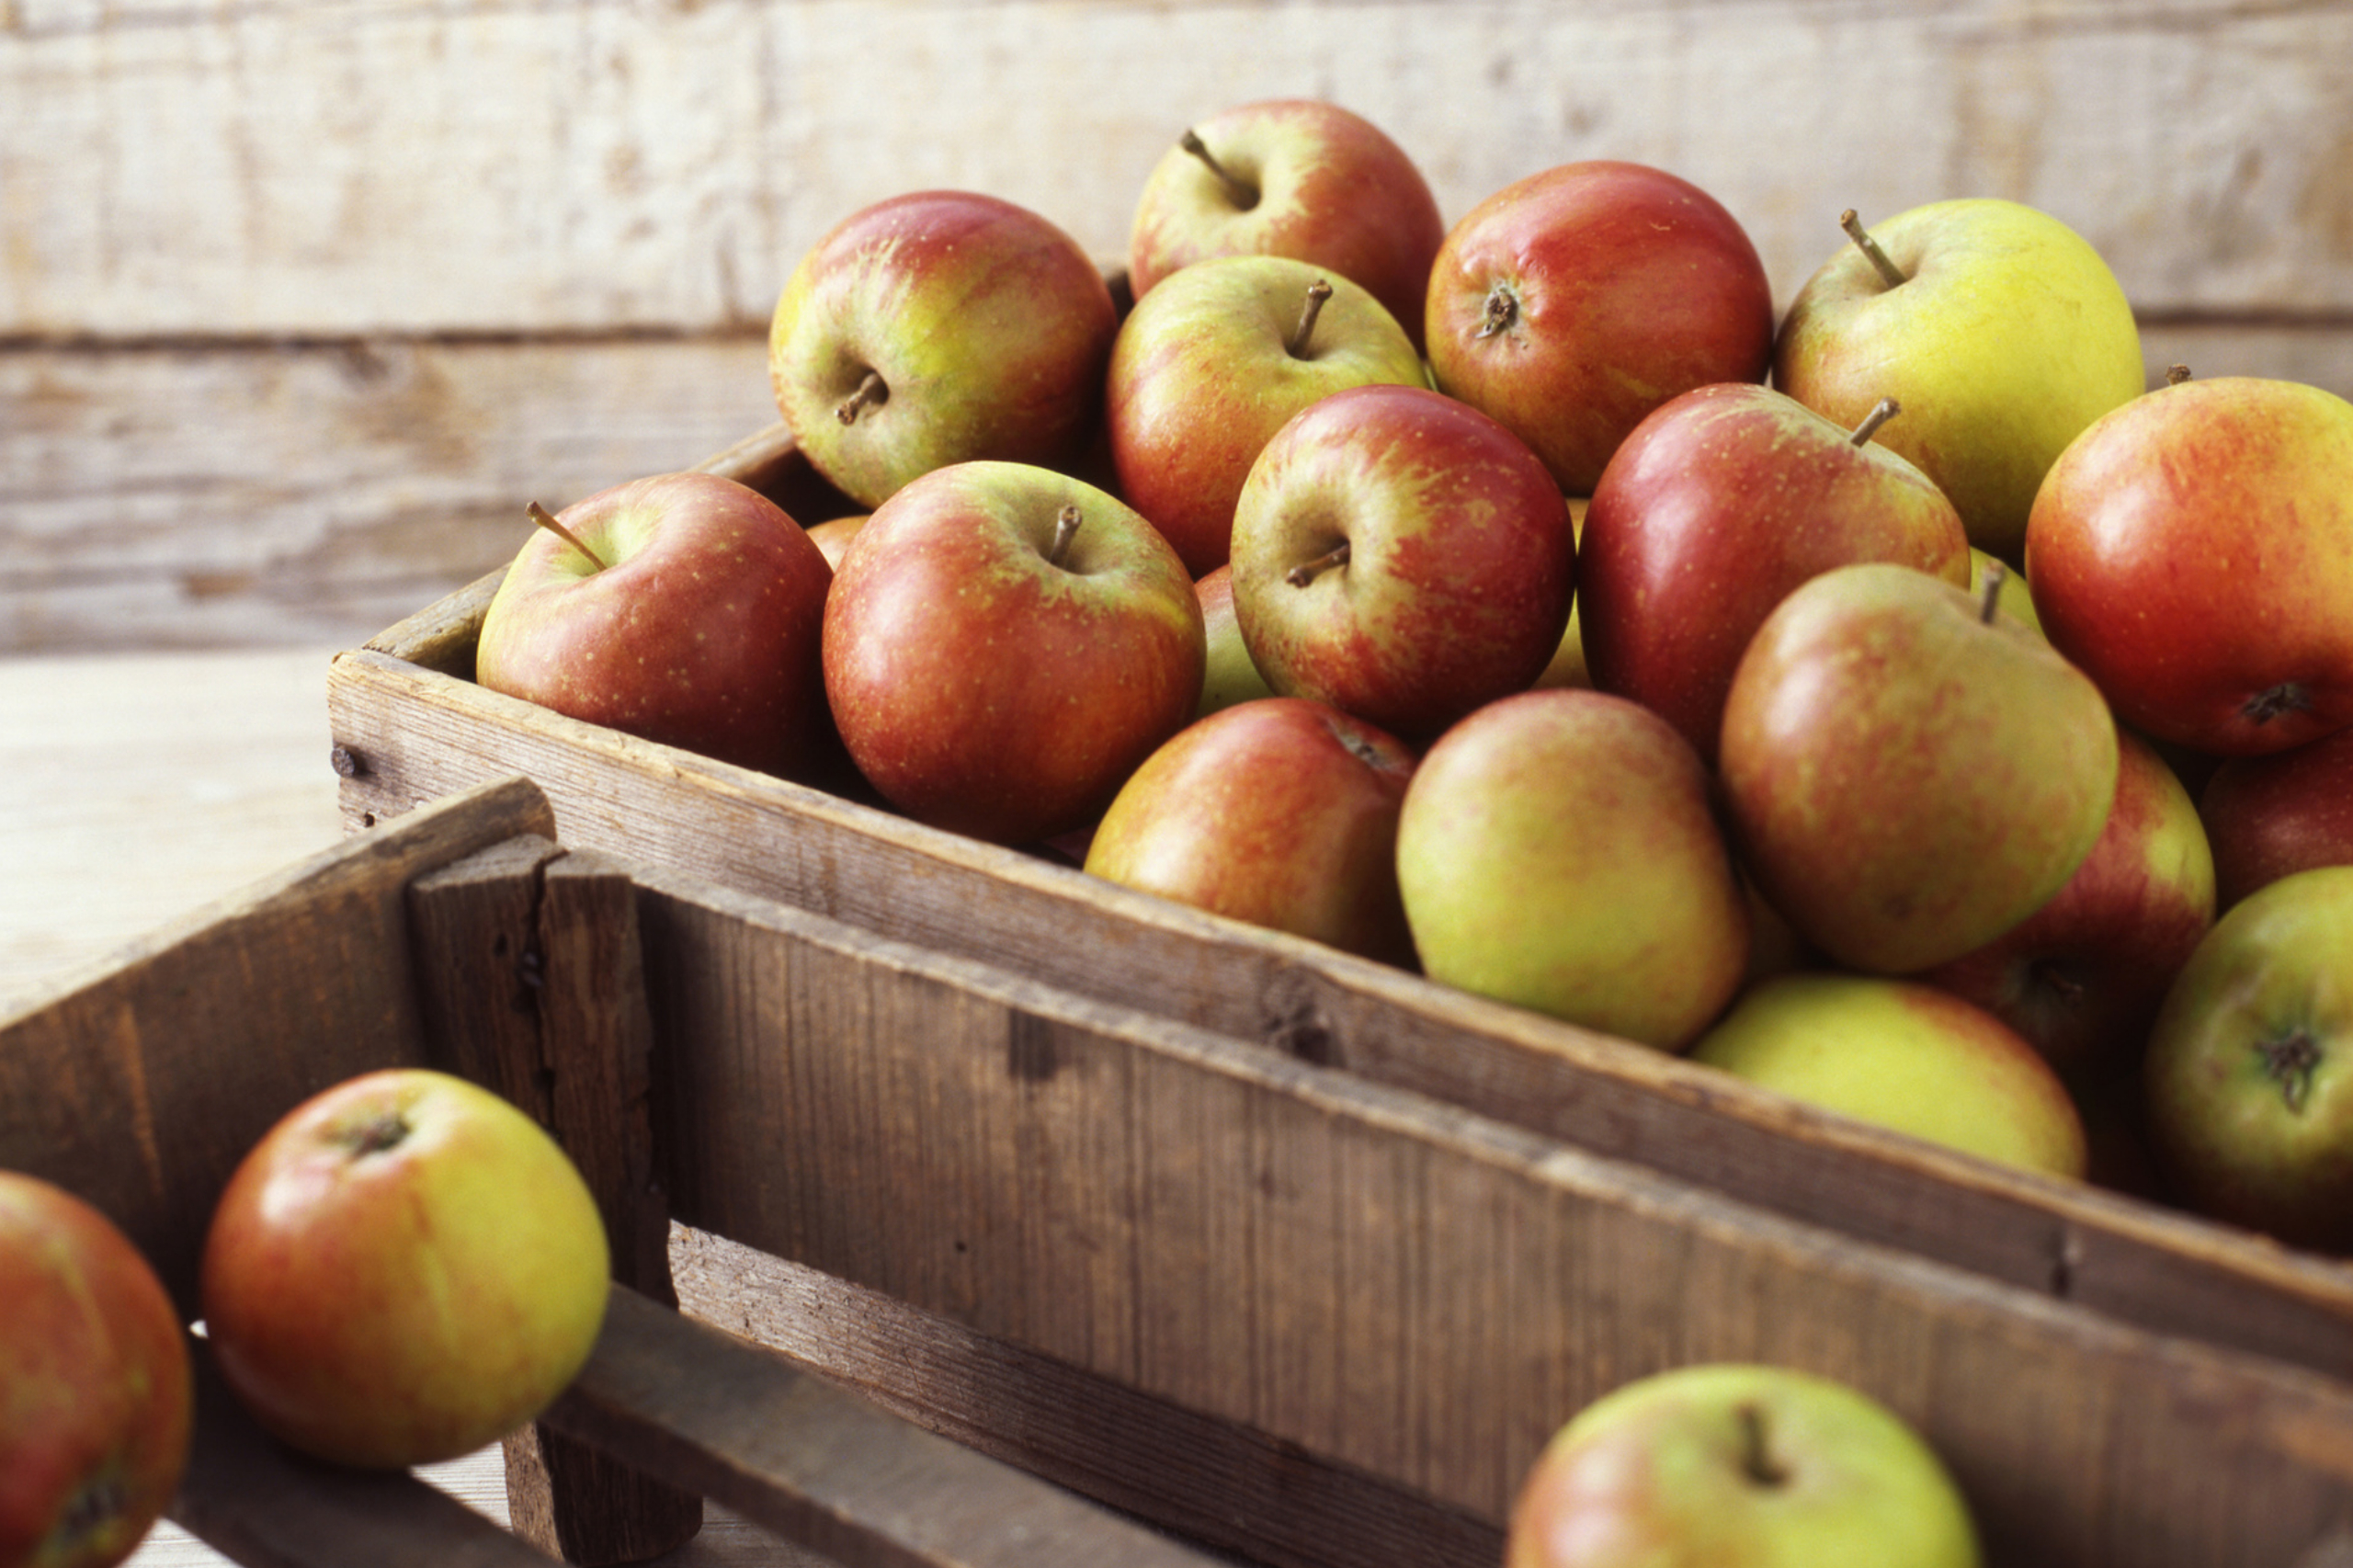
xmin=545 ymin=1287 xmax=1239 ymax=1568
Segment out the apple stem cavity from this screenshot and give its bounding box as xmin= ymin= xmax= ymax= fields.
xmin=1736 ymin=1403 xmax=1790 ymax=1488
xmin=1286 ymin=540 xmax=1350 ymax=588
xmin=1045 ymin=505 xmax=1084 ymax=568
xmin=2258 ymin=1029 xmax=2323 ymax=1113
xmin=340 ymin=1109 xmax=413 ymax=1158
xmin=527 ymin=501 xmax=610 ymax=573
xmin=1977 ymin=559 xmax=2007 ymax=625
xmin=1476 ymin=281 xmax=1518 ymax=340
xmin=2242 ymin=681 xmax=2313 ymax=726
xmin=1839 ymin=209 xmax=1909 ymax=290
xmin=1180 ymin=129 xmax=1260 ymax=211
xmin=1290 ymin=279 xmax=1336 ymax=358
xmin=835 ymin=369 xmax=889 ymax=426
xmin=1848 ymin=397 xmax=1903 ymax=447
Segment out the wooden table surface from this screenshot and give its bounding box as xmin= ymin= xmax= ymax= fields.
xmin=0 ymin=648 xmax=838 ymax=1567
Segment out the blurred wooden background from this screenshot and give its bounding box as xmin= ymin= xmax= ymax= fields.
xmin=6 ymin=0 xmax=2353 ymax=656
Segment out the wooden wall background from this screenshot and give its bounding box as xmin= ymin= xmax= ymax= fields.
xmin=6 ymin=0 xmax=2351 ymax=653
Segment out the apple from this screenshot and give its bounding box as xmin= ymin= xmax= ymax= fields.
xmin=1578 ymin=383 xmax=1971 ymax=763
xmin=2025 ymin=374 xmax=2353 ymax=756
xmin=1719 ymin=562 xmax=2119 ymax=976
xmin=1394 ymin=688 xmax=1750 ymax=1051
xmin=1084 ymin=697 xmax=1417 ymax=966
xmin=1106 ymin=254 xmax=1427 ymax=576
xmin=1192 ymin=564 xmax=1277 ymax=718
xmin=1917 ymin=728 xmax=2215 ymax=1084
xmin=823 ymin=460 xmax=1206 ymax=846
xmin=199 ymin=1067 xmax=611 ymax=1471
xmin=1425 ymin=160 xmax=1776 ymax=495
xmin=803 ymin=513 xmax=869 ymax=572
xmin=2143 ymin=865 xmax=2353 ymax=1250
xmin=1229 ymin=382 xmax=1575 ymax=743
xmin=1127 ymin=98 xmax=1447 ymax=351
xmin=2200 ymin=723 xmax=2353 ymax=911
xmin=1530 ymin=498 xmax=1593 ymax=691
xmin=1506 ymin=1362 xmax=1982 ymax=1568
xmin=1 ymin=1172 xmax=191 ymax=1568
xmin=768 ymin=189 xmax=1120 ymax=509
xmin=474 ymin=472 xmax=835 ymax=781
xmin=1774 ymin=199 xmax=2144 ymax=563
xmin=1692 ymin=972 xmax=2089 ymax=1179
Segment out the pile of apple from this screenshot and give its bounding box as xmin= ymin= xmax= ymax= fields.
xmin=2 ymin=1069 xmax=612 ymax=1568
xmin=473 ymin=100 xmax=2353 ymax=1257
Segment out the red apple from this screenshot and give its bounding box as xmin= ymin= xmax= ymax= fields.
xmin=199 ymin=1068 xmax=611 ymax=1470
xmin=1425 ymin=160 xmax=1775 ymax=494
xmin=1229 ymin=382 xmax=1575 ymax=743
xmin=768 ymin=190 xmax=1120 ymax=508
xmin=1 ymin=1172 xmax=191 ymax=1568
xmin=2200 ymin=722 xmax=2353 ymax=912
xmin=475 ymin=472 xmax=835 ymax=781
xmin=823 ymin=460 xmax=1206 ymax=846
xmin=1106 ymin=254 xmax=1426 ymax=576
xmin=1127 ymin=98 xmax=1447 ymax=351
xmin=1084 ymin=696 xmax=1417 ymax=966
xmin=2025 ymin=375 xmax=2353 ymax=756
xmin=1918 ymin=727 xmax=2217 ymax=1083
xmin=1193 ymin=564 xmax=1277 ymax=718
xmin=1578 ymin=383 xmax=1971 ymax=763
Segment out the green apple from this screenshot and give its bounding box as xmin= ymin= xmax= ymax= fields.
xmin=1506 ymin=1362 xmax=1982 ymax=1568
xmin=1719 ymin=562 xmax=2119 ymax=976
xmin=1395 ymin=688 xmax=1750 ymax=1050
xmin=1192 ymin=564 xmax=1277 ymax=718
xmin=2143 ymin=865 xmax=2353 ymax=1250
xmin=1691 ymin=972 xmax=2089 ymax=1179
xmin=1774 ymin=199 xmax=2144 ymax=563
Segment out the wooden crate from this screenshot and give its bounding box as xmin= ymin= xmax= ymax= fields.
xmin=9 ymin=774 xmax=2353 ymax=1568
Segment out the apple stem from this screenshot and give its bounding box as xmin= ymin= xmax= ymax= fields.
xmin=2242 ymin=680 xmax=2312 ymax=726
xmin=1477 ymin=282 xmax=1518 ymax=340
xmin=835 ymin=369 xmax=888 ymax=426
xmin=1046 ymin=505 xmax=1083 ymax=568
xmin=1839 ymin=209 xmax=1909 ymax=290
xmin=1286 ymin=540 xmax=1350 ymax=587
xmin=2167 ymin=363 xmax=2193 ymax=385
xmin=1848 ymin=397 xmax=1902 ymax=447
xmin=1736 ymin=1403 xmax=1790 ymax=1487
xmin=343 ymin=1110 xmax=413 ymax=1157
xmin=1290 ymin=279 xmax=1335 ymax=358
xmin=1179 ymin=128 xmax=1259 ymax=210
xmin=1977 ymin=558 xmax=2007 ymax=625
xmin=527 ymin=501 xmax=610 ymax=573
xmin=2258 ymin=1030 xmax=2323 ymax=1113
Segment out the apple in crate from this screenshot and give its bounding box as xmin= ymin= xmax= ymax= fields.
xmin=1127 ymin=97 xmax=1447 ymax=350
xmin=1506 ymin=1362 xmax=1982 ymax=1568
xmin=769 ymin=189 xmax=1120 ymax=509
xmin=2200 ymin=723 xmax=2353 ymax=910
xmin=474 ymin=472 xmax=835 ymax=781
xmin=1425 ymin=159 xmax=1775 ymax=495
xmin=1229 ymin=382 xmax=1575 ymax=743
xmin=1719 ymin=562 xmax=2119 ymax=977
xmin=824 ymin=460 xmax=1205 ymax=846
xmin=1577 ymin=383 xmax=1971 ymax=764
xmin=1395 ymin=688 xmax=1749 ymax=1051
xmin=1775 ymin=199 xmax=2145 ymax=563
xmin=2144 ymin=865 xmax=2353 ymax=1251
xmin=1191 ymin=564 xmax=1276 ymax=719
xmin=1 ymin=1172 xmax=191 ymax=1568
xmin=2026 ymin=374 xmax=2353 ymax=757
xmin=1107 ymin=254 xmax=1426 ymax=576
xmin=199 ymin=1068 xmax=611 ymax=1470
xmin=1085 ymin=697 xmax=1417 ymax=967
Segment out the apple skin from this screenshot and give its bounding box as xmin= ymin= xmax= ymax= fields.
xmin=768 ymin=189 xmax=1120 ymax=509
xmin=1395 ymin=688 xmax=1750 ymax=1051
xmin=1107 ymin=253 xmax=1427 ymax=576
xmin=1506 ymin=1362 xmax=1983 ymax=1568
xmin=1127 ymin=98 xmax=1447 ymax=352
xmin=1230 ymin=382 xmax=1576 ymax=744
xmin=1719 ymin=562 xmax=2120 ymax=977
xmin=1775 ymin=198 xmax=2144 ymax=563
xmin=1918 ymin=728 xmax=2216 ymax=1084
xmin=2143 ymin=865 xmax=2353 ymax=1250
xmin=475 ymin=472 xmax=835 ymax=782
xmin=2200 ymin=724 xmax=2353 ymax=911
xmin=2026 ymin=375 xmax=2353 ymax=757
xmin=803 ymin=514 xmax=868 ymax=572
xmin=1530 ymin=498 xmax=1593 ymax=691
xmin=198 ymin=1068 xmax=610 ymax=1471
xmin=1192 ymin=564 xmax=1277 ymax=718
xmin=0 ymin=1173 xmax=192 ymax=1568
xmin=1693 ymin=973 xmax=2089 ymax=1179
xmin=823 ymin=460 xmax=1206 ymax=846
xmin=1084 ymin=696 xmax=1417 ymax=966
xmin=1426 ymin=160 xmax=1775 ymax=495
xmin=1578 ymin=381 xmax=1971 ymax=764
